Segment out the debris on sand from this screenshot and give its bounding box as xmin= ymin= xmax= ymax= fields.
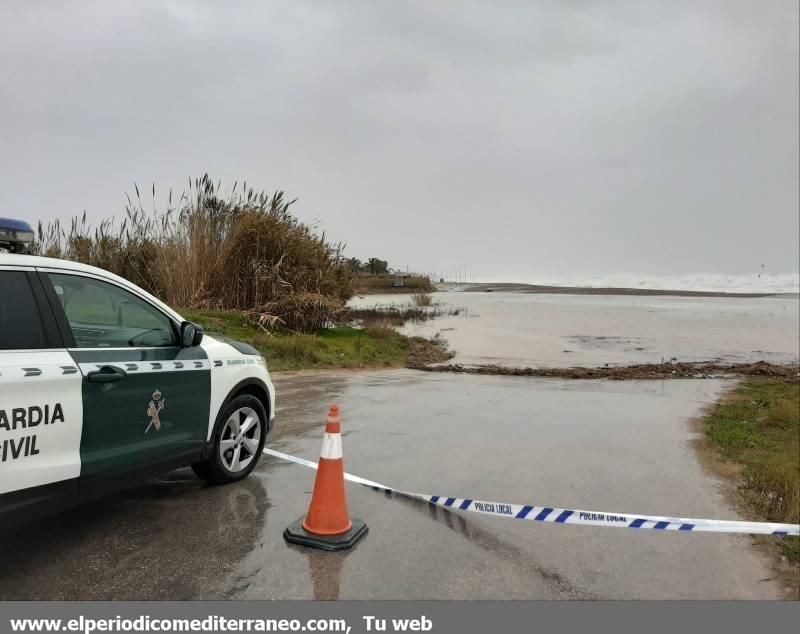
xmin=406 ymin=337 xmax=454 ymax=367
xmin=410 ymin=360 xmax=800 ymax=381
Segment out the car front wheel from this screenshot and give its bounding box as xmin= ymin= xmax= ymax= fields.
xmin=192 ymin=394 xmax=267 ymax=484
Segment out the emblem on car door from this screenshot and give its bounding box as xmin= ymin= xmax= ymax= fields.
xmin=144 ymin=389 xmax=166 ymax=434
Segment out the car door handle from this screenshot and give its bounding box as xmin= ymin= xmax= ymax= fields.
xmin=87 ymin=365 xmax=127 ymax=384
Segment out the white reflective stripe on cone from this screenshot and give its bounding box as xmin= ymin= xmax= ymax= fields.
xmin=320 ymin=432 xmax=343 ymax=460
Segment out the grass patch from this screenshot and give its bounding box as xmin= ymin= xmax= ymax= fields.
xmin=181 ymin=308 xmax=451 ymax=372
xmin=703 ymin=379 xmax=799 ymax=561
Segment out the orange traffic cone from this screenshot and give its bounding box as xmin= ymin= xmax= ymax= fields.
xmin=284 ymin=405 xmax=368 ymax=551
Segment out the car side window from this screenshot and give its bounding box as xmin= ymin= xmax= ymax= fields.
xmin=46 ymin=273 xmax=177 ymax=348
xmin=0 ymin=271 xmax=48 ymax=350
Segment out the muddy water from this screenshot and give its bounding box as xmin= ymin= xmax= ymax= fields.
xmin=350 ymin=292 xmax=799 ymax=367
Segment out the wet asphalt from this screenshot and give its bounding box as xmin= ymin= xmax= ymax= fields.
xmin=0 ymin=370 xmax=786 ymax=599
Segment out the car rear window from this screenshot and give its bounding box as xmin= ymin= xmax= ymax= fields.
xmin=0 ymin=271 xmax=47 ymax=350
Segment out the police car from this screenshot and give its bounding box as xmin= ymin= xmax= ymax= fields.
xmin=0 ymin=254 xmax=275 ymax=524
xmin=0 ymin=218 xmax=35 ymax=254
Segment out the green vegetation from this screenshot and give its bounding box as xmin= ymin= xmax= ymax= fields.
xmin=181 ymin=308 xmax=451 ymax=372
xmin=703 ymin=379 xmax=799 ymax=561
xmin=345 ymin=257 xmax=389 ymax=274
xmin=344 ymin=257 xmax=435 ymax=294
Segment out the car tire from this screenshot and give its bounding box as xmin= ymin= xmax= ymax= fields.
xmin=192 ymin=394 xmax=268 ymax=484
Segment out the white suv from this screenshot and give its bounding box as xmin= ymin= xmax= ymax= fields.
xmin=0 ymin=254 xmax=275 ymax=524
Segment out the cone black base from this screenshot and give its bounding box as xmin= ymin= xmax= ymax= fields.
xmin=284 ymin=517 xmax=368 ymax=551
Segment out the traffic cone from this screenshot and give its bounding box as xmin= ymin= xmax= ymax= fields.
xmin=284 ymin=405 xmax=368 ymax=551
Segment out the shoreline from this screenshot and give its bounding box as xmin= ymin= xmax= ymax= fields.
xmin=271 ymin=360 xmax=800 ymax=381
xmin=460 ymin=282 xmax=796 ymax=299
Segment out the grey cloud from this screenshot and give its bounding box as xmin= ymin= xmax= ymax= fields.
xmin=0 ymin=0 xmax=797 ymax=278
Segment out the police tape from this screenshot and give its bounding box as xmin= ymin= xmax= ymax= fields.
xmin=262 ymin=447 xmax=800 ymax=536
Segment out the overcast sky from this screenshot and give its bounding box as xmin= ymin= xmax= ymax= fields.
xmin=1 ymin=1 xmax=797 ymax=280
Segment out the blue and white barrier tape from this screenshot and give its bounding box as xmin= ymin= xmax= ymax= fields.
xmin=263 ymin=447 xmax=800 ymax=537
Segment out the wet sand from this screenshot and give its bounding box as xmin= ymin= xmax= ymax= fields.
xmin=417 ymin=360 xmax=799 ymax=380
xmin=0 ymin=371 xmax=786 ymax=599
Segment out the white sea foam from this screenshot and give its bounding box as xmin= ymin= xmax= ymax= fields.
xmin=500 ymin=273 xmax=800 ymax=294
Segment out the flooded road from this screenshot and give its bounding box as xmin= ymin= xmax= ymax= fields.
xmin=351 ymin=292 xmax=800 ymax=368
xmin=0 ymin=370 xmax=785 ymax=599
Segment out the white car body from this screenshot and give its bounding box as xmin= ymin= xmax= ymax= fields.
xmin=0 ymin=254 xmax=275 ymax=520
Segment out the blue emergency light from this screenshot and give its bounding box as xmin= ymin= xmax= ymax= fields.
xmin=0 ymin=217 xmax=35 ymax=254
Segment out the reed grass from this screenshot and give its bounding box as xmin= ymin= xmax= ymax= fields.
xmin=36 ymin=175 xmax=352 ymax=331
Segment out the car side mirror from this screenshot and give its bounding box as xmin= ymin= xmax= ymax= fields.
xmin=180 ymin=321 xmax=204 ymax=347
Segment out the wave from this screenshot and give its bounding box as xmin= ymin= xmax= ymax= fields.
xmin=510 ymin=273 xmax=800 ymax=294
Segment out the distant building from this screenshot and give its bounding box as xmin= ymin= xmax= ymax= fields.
xmin=392 ymin=273 xmax=410 ymax=288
